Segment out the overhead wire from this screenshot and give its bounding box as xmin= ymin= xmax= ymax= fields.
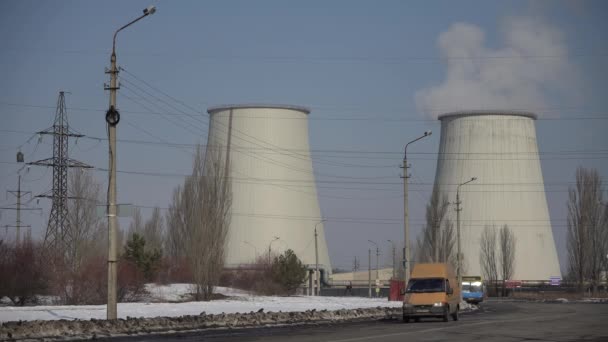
xmin=119 ymin=71 xmax=397 ymax=174
xmin=2 ymin=100 xmax=608 ymax=121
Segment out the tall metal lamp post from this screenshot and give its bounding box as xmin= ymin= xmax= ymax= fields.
xmin=244 ymin=241 xmax=258 ymax=259
xmin=105 ymin=5 xmax=156 ymax=320
xmin=368 ymin=240 xmax=379 ymax=285
xmin=268 ymin=236 xmax=280 ymax=263
xmin=402 ymin=131 xmax=432 ymax=288
xmin=314 ymin=219 xmax=326 ymax=296
xmin=456 ymin=177 xmax=477 ymax=300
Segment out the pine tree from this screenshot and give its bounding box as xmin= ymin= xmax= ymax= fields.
xmin=271 ymin=249 xmax=307 ymax=295
xmin=124 ymin=233 xmax=162 ymax=281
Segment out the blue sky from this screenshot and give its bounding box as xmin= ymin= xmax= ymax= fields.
xmin=1 ymin=0 xmax=607 ymax=275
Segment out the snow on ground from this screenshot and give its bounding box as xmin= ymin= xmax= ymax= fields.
xmin=143 ymin=283 xmax=251 ymax=302
xmin=0 ymin=290 xmax=400 ymax=323
xmin=0 ymin=284 xmax=483 ymax=323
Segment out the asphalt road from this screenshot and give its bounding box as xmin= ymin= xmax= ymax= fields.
xmin=116 ymin=301 xmax=608 ymax=342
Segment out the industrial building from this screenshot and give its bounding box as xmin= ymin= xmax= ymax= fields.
xmin=433 ymin=111 xmax=561 ymax=280
xmin=205 ymin=105 xmax=331 ymax=274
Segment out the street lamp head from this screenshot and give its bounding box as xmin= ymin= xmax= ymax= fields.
xmin=143 ymin=5 xmax=156 ymax=16
xmin=424 ymin=130 xmax=432 ymax=136
xmin=471 ymin=177 xmax=477 ymax=181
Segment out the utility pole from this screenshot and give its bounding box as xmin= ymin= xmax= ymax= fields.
xmin=375 ymin=246 xmax=379 ymax=280
xmin=314 ymin=227 xmax=319 ymax=296
xmin=388 ymin=240 xmax=396 ymax=279
xmin=104 ymin=5 xmax=156 ymax=320
xmin=456 ymin=177 xmax=476 ymax=302
xmin=314 ymin=219 xmax=325 ymax=296
xmin=402 ymin=157 xmax=410 ymax=287
xmin=367 ymin=240 xmax=380 ymax=296
xmin=1 ymin=175 xmax=40 ymax=244
xmin=8 ymin=175 xmax=27 ymax=245
xmin=456 ymin=192 xmax=461 ymax=290
xmin=402 ymin=131 xmax=432 ymax=289
xmin=368 ymin=248 xmax=372 ymax=298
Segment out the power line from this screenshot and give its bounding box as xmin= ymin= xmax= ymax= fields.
xmin=2 ymin=129 xmax=607 ymax=159
xmin=4 ymin=47 xmax=608 ymax=62
xmin=2 ymin=101 xmax=608 ymax=121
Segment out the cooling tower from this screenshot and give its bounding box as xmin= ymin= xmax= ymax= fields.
xmin=433 ymin=111 xmax=561 ymax=280
xmin=205 ymin=104 xmax=331 ymax=272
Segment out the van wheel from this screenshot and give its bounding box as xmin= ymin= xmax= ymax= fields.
xmin=403 ymin=314 xmax=410 ymax=323
xmin=452 ymin=306 xmax=459 ymax=321
xmin=442 ymin=307 xmax=449 ymax=322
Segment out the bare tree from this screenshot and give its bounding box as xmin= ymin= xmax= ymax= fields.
xmin=438 ymin=220 xmax=456 ymax=267
xmin=67 ymin=169 xmax=104 ymax=271
xmin=128 ymin=208 xmax=145 ymax=238
xmin=168 ymin=145 xmax=232 ymax=300
xmin=479 ymin=226 xmax=498 ymax=296
xmin=567 ymin=167 xmax=606 ymax=294
xmin=165 ymin=185 xmax=186 ymax=261
xmin=498 ymin=225 xmax=516 ymax=296
xmin=143 ymin=207 xmax=164 ymax=253
xmin=416 ymin=187 xmax=456 ymax=268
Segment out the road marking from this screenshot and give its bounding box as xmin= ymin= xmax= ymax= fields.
xmin=325 ymin=311 xmax=578 ymax=342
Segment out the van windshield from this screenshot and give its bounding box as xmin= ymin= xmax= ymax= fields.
xmin=406 ymin=278 xmax=445 ymax=293
xmin=462 ymin=284 xmax=482 ymax=293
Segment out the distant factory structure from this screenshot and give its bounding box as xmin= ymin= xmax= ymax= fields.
xmin=205 ymin=105 xmax=331 ymax=273
xmin=433 ymin=111 xmax=561 ymax=280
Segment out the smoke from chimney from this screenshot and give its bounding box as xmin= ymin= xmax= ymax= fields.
xmin=415 ymin=17 xmax=581 ymax=118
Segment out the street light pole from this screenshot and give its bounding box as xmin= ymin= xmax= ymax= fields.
xmin=244 ymin=241 xmax=258 ymax=260
xmin=368 ymin=240 xmax=379 ymax=279
xmin=314 ymin=219 xmax=326 ymax=296
xmin=402 ymin=131 xmax=432 ymax=289
xmin=268 ymin=236 xmax=279 ymax=264
xmin=456 ymin=177 xmax=477 ymax=301
xmin=368 ymin=248 xmax=372 ymax=298
xmin=368 ymin=240 xmax=379 ymax=297
xmin=105 ymin=5 xmax=156 ymax=321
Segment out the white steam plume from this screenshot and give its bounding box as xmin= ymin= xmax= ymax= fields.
xmin=415 ymin=17 xmax=580 ymax=118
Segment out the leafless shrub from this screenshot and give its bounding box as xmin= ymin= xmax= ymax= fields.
xmin=0 ymin=237 xmax=49 ymax=305
xmin=219 ymin=253 xmax=292 ymax=296
xmin=117 ymin=259 xmax=148 ymax=302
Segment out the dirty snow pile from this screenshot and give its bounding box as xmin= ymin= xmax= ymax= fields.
xmin=0 ymin=284 xmax=404 ymax=340
xmin=0 ymin=284 xmax=401 ymax=322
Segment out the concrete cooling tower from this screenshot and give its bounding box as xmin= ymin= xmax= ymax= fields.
xmin=433 ymin=111 xmax=561 ymax=280
xmin=205 ymin=104 xmax=331 ymax=272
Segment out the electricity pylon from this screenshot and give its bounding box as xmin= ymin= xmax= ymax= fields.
xmin=28 ymin=91 xmax=92 ymax=252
